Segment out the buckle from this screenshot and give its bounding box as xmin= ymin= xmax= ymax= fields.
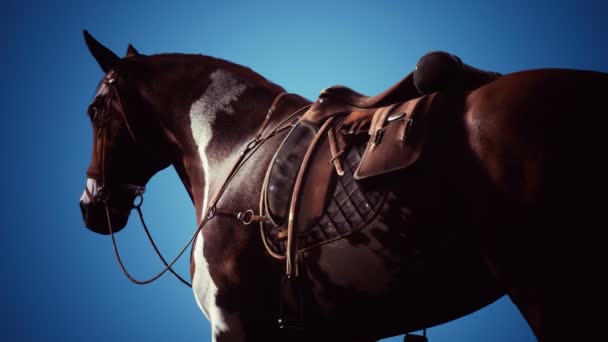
xmin=372 ymin=127 xmax=384 ymax=147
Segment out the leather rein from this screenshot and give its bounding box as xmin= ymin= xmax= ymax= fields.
xmin=87 ymin=71 xmax=310 ymax=288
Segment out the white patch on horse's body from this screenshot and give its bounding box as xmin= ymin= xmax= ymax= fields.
xmin=188 ymin=69 xmax=247 ymax=338
xmin=80 ymin=178 xmax=99 ymax=204
xmin=191 ymin=233 xmax=227 ymax=338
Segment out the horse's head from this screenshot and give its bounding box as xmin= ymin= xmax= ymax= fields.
xmin=79 ymin=31 xmax=172 ymax=234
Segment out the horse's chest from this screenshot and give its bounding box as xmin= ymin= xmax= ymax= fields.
xmin=191 ymin=230 xmax=228 ymax=334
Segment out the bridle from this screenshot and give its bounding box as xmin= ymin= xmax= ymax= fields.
xmin=84 ymin=69 xmax=311 ymax=288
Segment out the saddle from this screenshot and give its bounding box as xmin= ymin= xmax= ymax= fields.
xmin=261 ymin=91 xmax=431 ymax=258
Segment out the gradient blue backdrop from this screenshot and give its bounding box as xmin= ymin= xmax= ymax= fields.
xmin=2 ymin=0 xmax=606 ymax=341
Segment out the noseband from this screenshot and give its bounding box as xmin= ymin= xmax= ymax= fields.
xmin=86 ymin=70 xmax=311 ymax=287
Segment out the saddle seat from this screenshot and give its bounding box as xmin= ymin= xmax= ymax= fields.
xmin=304 ymin=52 xmax=500 ymax=125
xmin=302 ymin=72 xmax=418 ymax=125
xmin=317 ymin=71 xmax=419 ymax=109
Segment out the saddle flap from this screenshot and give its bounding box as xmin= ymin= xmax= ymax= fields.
xmin=265 ymin=122 xmax=318 ymax=226
xmin=354 ymin=96 xmax=428 ymax=180
xmin=293 ymin=130 xmax=337 ymax=233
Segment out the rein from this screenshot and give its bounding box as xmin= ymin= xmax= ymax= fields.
xmin=91 ymin=76 xmax=310 ymax=287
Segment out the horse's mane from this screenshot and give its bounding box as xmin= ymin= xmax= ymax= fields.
xmin=129 ymin=53 xmax=286 ymax=94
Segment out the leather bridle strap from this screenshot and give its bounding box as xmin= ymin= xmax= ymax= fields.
xmin=104 ymin=202 xmax=208 ymax=285
xmin=108 ymin=77 xmax=137 ymax=142
xmin=134 ymin=203 xmax=193 ymax=286
xmin=253 ymin=92 xmax=287 ymax=141
xmin=205 ymin=94 xmax=309 ymax=218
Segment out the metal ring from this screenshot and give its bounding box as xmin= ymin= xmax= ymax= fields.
xmin=130 ymin=185 xmax=145 ymax=197
xmin=206 ymin=206 xmax=216 ymax=219
xmin=238 ymin=209 xmax=254 ymax=225
xmin=132 ymin=194 xmax=144 ymax=209
xmin=246 ymin=140 xmax=258 ymax=150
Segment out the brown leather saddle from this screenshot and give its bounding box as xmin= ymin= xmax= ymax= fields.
xmin=260 ymin=89 xmax=432 ymax=260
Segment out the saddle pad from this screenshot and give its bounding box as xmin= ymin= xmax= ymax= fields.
xmin=262 ymin=138 xmax=387 ymax=255
xmin=265 ymin=121 xmax=318 ymax=226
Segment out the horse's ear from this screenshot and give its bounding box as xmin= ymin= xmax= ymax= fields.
xmin=83 ymin=30 xmax=119 ymax=73
xmin=125 ymin=44 xmax=140 ymax=57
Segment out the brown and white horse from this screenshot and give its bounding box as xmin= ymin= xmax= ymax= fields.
xmin=79 ymin=31 xmax=607 ymax=341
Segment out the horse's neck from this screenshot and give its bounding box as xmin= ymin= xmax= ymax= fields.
xmin=168 ymin=80 xmax=307 ymax=223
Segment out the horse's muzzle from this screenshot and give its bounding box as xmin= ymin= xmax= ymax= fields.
xmin=79 ymin=178 xmax=131 ymax=234
xmin=80 ymin=200 xmax=130 ymax=234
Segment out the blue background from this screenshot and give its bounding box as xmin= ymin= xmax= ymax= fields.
xmin=2 ymin=0 xmax=607 ymax=341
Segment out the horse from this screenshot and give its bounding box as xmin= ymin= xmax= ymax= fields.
xmin=78 ymin=31 xmax=607 ymax=342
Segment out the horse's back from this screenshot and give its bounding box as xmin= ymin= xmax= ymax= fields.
xmin=467 ymin=68 xmax=607 ymax=147
xmin=464 ymin=68 xmax=608 ymax=239
xmin=463 ymin=69 xmax=607 ymax=339
xmin=465 ymin=69 xmax=607 ymax=204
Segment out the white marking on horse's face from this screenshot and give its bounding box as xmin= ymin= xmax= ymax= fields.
xmin=80 ymin=178 xmax=99 ymax=204
xmin=188 ymin=69 xmax=247 ymax=337
xmin=96 ymin=80 xmax=110 ymax=98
